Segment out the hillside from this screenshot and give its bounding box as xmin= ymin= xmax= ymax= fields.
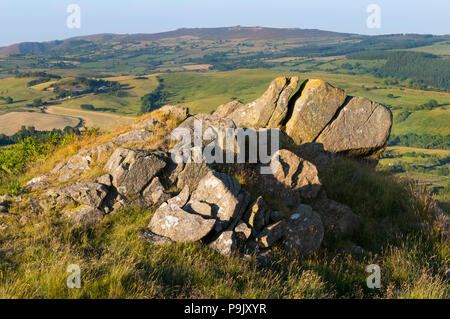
xmin=0 ymin=79 xmax=448 ymax=298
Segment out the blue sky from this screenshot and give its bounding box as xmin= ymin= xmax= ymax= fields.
xmin=0 ymin=0 xmax=449 ymax=46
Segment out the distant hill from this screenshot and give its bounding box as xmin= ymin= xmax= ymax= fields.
xmin=0 ymin=26 xmax=351 ymax=55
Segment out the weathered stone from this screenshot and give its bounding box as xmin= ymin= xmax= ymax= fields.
xmin=213 ymin=100 xmax=244 ymax=118
xmin=26 ymin=175 xmax=50 ymax=190
xmin=190 ymin=171 xmax=250 ymax=230
xmin=244 ymin=196 xmax=269 ymax=235
xmin=255 ymin=249 xmax=273 ymax=267
xmin=235 ymin=221 xmax=252 ymax=240
xmin=40 ymin=188 xmax=75 ymax=212
xmin=267 ymin=76 xmax=301 ymax=128
xmin=228 ymin=77 xmax=288 ymax=128
xmin=55 ymin=150 xmax=93 ymax=182
xmin=96 ymin=174 xmax=113 ymax=187
xmin=167 ymin=185 xmax=190 ymax=207
xmin=141 ymin=177 xmax=171 ymax=207
xmin=256 ymin=221 xmax=286 ymax=248
xmin=104 ymin=147 xmax=167 ymax=196
xmin=64 ymin=205 xmax=104 ymax=227
xmin=60 ymin=182 xmax=109 ymax=208
xmin=316 ymin=96 xmax=392 ymax=157
xmin=209 ymin=230 xmax=246 ymax=256
xmin=284 ymin=204 xmax=324 ymax=256
xmin=113 ymin=129 xmax=153 ymax=145
xmin=174 ymin=113 xmax=236 ymax=150
xmin=285 ymin=79 xmax=347 ymax=145
xmin=148 ymin=203 xmax=216 ymax=242
xmin=138 ymin=229 xmax=172 ymax=246
xmin=269 ymin=149 xmax=322 ymax=203
xmin=176 ymin=162 xmax=214 ymax=191
xmin=93 ymin=142 xmax=115 ymax=160
xmin=133 ymin=105 xmax=189 ymax=130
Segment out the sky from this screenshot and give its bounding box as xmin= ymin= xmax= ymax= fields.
xmin=0 ymin=0 xmax=449 ymax=46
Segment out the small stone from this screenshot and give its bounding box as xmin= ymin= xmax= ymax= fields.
xmin=256 ymin=220 xmax=286 ymax=248
xmin=167 ymin=185 xmax=190 ymax=207
xmin=235 ymin=221 xmax=252 ymax=240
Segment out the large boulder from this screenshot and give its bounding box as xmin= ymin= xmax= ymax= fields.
xmin=315 ymin=96 xmax=392 ymax=157
xmin=148 ymin=202 xmax=216 ymax=242
xmin=104 ymin=147 xmax=167 ymax=196
xmin=269 ymin=149 xmax=322 ymax=204
xmin=284 ymin=204 xmax=324 ymax=256
xmin=213 ymin=100 xmax=244 ymax=118
xmin=228 ymin=77 xmax=289 ymax=128
xmin=285 ymin=79 xmax=347 ymax=145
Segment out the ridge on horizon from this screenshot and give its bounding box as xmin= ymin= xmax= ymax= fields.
xmin=1 ymin=25 xmax=447 ymax=56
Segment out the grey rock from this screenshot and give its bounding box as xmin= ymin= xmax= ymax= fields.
xmin=235 ymin=221 xmax=252 ymax=240
xmin=104 ymin=147 xmax=167 ymax=196
xmin=256 ymin=220 xmax=286 ymax=248
xmin=138 ymin=229 xmax=172 ymax=246
xmin=96 ymin=174 xmax=113 ymax=187
xmin=244 ymin=196 xmax=269 ymax=235
xmin=209 ymin=230 xmax=246 ymax=256
xmin=64 ymin=205 xmax=104 ymax=227
xmin=148 ymin=202 xmax=216 ymax=242
xmin=167 ymin=185 xmax=190 ymax=207
xmin=312 ymin=196 xmax=361 ymax=239
xmin=61 ymin=182 xmax=109 ymax=208
xmin=141 ymin=177 xmax=171 ymax=207
xmin=284 ymin=204 xmax=324 ymax=256
xmin=190 ymin=171 xmax=250 ymax=230
xmin=113 ymin=129 xmax=153 ymax=145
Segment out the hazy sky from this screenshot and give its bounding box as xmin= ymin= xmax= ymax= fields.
xmin=0 ymin=0 xmax=449 ymax=46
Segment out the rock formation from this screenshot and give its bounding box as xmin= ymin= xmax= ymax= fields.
xmin=20 ymin=77 xmax=395 ymax=265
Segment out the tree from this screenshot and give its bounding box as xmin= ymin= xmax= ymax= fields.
xmin=32 ymin=98 xmax=43 ymax=108
xmin=5 ymin=96 xmax=13 ymax=104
